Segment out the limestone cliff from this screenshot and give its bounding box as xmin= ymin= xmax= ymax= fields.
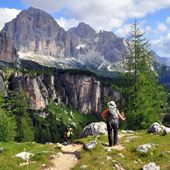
xmin=1 ymin=7 xmax=127 ymax=72
xmin=8 ymin=71 xmax=121 ymax=114
xmin=0 ymin=32 xmax=17 ymax=63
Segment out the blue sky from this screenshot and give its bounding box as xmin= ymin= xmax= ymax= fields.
xmin=0 ymin=0 xmax=170 ymax=58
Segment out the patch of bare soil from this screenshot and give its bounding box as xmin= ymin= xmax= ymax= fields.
xmin=44 ymin=144 xmax=83 ymax=170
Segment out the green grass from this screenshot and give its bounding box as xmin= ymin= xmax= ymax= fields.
xmin=1 ymin=131 xmax=170 ymax=170
xmin=73 ymin=131 xmax=170 ymax=170
xmin=0 ymin=142 xmax=60 ymax=170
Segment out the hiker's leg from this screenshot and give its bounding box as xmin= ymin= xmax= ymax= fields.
xmin=107 ymin=122 xmax=113 ymax=146
xmin=113 ymin=123 xmax=118 ymax=145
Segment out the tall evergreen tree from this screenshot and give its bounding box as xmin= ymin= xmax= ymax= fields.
xmin=8 ymin=89 xmax=34 ymax=142
xmin=124 ymin=20 xmax=167 ymax=129
xmin=0 ymin=91 xmax=16 ymax=141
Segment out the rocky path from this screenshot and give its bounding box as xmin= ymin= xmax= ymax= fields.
xmin=45 ymin=144 xmax=83 ymax=170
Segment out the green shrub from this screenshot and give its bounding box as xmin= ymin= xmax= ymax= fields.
xmin=0 ymin=110 xmax=16 ymax=141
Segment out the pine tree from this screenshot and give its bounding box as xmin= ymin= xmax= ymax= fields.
xmin=8 ymin=89 xmax=34 ymax=142
xmin=0 ymin=91 xmax=16 ymax=141
xmin=124 ymin=20 xmax=167 ymax=129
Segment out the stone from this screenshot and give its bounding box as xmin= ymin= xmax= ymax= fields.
xmin=114 ymin=163 xmax=125 ymax=170
xmin=80 ymin=164 xmax=88 ymax=170
xmin=136 ymin=144 xmax=155 ymax=153
xmin=16 ymin=152 xmax=33 ymax=160
xmin=80 ymin=122 xmax=107 ymax=137
xmin=118 ymin=153 xmax=125 ymax=158
xmin=142 ymin=162 xmax=160 ymax=170
xmin=0 ymin=147 xmax=4 ymax=153
xmin=106 ymin=156 xmax=112 ymax=160
xmin=83 ymin=141 xmax=97 ymax=150
xmin=105 ymin=148 xmax=112 ymax=152
xmin=56 ymin=152 xmax=63 ymax=157
xmin=99 ymin=162 xmax=105 ymax=165
xmin=121 ymin=130 xmax=134 ymax=133
xmin=148 ymin=122 xmax=170 ymax=134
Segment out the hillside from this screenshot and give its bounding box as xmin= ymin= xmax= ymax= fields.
xmin=1 ymin=129 xmax=170 ymax=170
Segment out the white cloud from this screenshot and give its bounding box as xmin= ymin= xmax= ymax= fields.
xmin=145 ymin=26 xmax=152 ymax=32
xmin=0 ymin=8 xmax=21 ymax=31
xmin=166 ymin=16 xmax=170 ymax=24
xmin=166 ymin=33 xmax=170 ymax=40
xmin=156 ymin=23 xmax=168 ymax=32
xmin=56 ymin=17 xmax=79 ymax=30
xmin=21 ymin=0 xmax=170 ymax=31
xmin=152 ymin=34 xmax=170 ymax=57
xmin=115 ymin=24 xmax=131 ymax=38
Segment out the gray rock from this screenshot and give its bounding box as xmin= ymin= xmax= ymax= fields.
xmin=106 ymin=156 xmax=112 ymax=160
xmin=83 ymin=141 xmax=97 ymax=150
xmin=121 ymin=130 xmax=134 ymax=133
xmin=0 ymin=147 xmax=4 ymax=153
xmin=148 ymin=122 xmax=170 ymax=134
xmin=0 ymin=32 xmax=17 ymax=63
xmin=142 ymin=162 xmax=160 ymax=170
xmin=80 ymin=164 xmax=88 ymax=170
xmin=136 ymin=144 xmax=155 ymax=153
xmin=80 ymin=122 xmax=107 ymax=137
xmin=16 ymin=151 xmax=33 ymax=160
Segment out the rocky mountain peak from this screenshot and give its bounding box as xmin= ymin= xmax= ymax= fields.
xmin=1 ymin=6 xmax=65 ymax=57
xmin=68 ymin=22 xmax=96 ymax=38
xmin=76 ymin=22 xmax=96 ymax=37
xmin=0 ymin=7 xmax=128 ymax=73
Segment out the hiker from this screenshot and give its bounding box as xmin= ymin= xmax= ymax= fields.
xmin=64 ymin=127 xmax=73 ymax=144
xmin=101 ymin=101 xmax=126 ymax=146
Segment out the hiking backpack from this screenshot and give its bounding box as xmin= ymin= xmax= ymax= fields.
xmin=108 ymin=105 xmax=119 ymax=123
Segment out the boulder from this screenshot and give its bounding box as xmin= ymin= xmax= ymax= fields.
xmin=80 ymin=122 xmax=107 ymax=138
xmin=83 ymin=141 xmax=97 ymax=150
xmin=148 ymin=122 xmax=170 ymax=134
xmin=136 ymin=144 xmax=155 ymax=153
xmin=16 ymin=152 xmax=33 ymax=160
xmin=142 ymin=162 xmax=160 ymax=170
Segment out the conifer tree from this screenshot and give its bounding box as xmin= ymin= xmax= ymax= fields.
xmin=124 ymin=20 xmax=167 ymax=129
xmin=8 ymin=89 xmax=34 ymax=141
xmin=0 ymin=91 xmax=16 ymax=141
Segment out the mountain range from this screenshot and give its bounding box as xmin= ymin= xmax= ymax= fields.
xmin=0 ymin=7 xmax=128 ymax=75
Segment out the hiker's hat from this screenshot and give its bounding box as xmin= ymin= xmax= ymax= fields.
xmin=108 ymin=101 xmax=116 ymax=107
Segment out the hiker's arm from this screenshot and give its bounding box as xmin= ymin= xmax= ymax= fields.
xmin=117 ymin=111 xmax=126 ymax=121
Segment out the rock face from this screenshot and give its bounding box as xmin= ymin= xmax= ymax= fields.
xmin=148 ymin=122 xmax=170 ymax=134
xmin=9 ymin=73 xmax=46 ymax=110
xmin=0 ymin=32 xmax=17 ymax=63
xmin=142 ymin=163 xmax=160 ymax=170
xmin=80 ymin=122 xmax=107 ymax=137
xmin=1 ymin=7 xmax=127 ymax=71
xmin=9 ymin=72 xmax=121 ymax=113
xmin=2 ymin=7 xmax=65 ymax=57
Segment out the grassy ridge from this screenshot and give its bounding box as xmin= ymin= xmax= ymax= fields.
xmin=73 ymin=131 xmax=170 ymax=170
xmin=0 ymin=142 xmax=59 ymax=170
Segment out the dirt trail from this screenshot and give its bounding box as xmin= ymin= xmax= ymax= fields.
xmin=45 ymin=144 xmax=83 ymax=170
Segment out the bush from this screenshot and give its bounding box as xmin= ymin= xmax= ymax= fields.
xmin=0 ymin=110 xmax=16 ymax=141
